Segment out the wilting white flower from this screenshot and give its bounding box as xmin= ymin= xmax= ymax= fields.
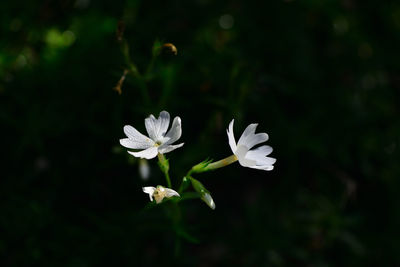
xmin=120 ymin=111 xmax=184 ymax=159
xmin=227 ymin=119 xmax=276 ymax=170
xmin=142 ymin=185 xmax=180 ymax=203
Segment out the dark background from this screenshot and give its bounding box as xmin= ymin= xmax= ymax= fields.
xmin=1 ymin=0 xmax=400 ymax=266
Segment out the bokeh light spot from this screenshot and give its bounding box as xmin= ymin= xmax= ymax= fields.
xmin=219 ymin=14 xmax=234 ymax=30
xmin=45 ymin=29 xmax=76 ymax=47
xmin=333 ymin=17 xmax=349 ymax=34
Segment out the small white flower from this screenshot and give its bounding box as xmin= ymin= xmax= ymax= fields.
xmin=227 ymin=119 xmax=276 ymax=170
xmin=120 ymin=110 xmax=184 ymax=159
xmin=142 ymin=185 xmax=180 ymax=204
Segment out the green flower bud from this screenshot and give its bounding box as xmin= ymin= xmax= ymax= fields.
xmin=189 ymin=177 xmax=216 ymax=210
xmin=190 ymin=177 xmax=207 ymax=194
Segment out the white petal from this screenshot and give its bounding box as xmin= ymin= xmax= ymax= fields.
xmin=144 ymin=115 xmax=158 ymax=141
xmin=262 ymin=157 xmax=276 ymax=165
xmin=235 ymin=145 xmax=249 ymax=160
xmin=120 ymin=138 xmax=154 ymax=150
xmin=144 ymin=111 xmax=171 ymax=141
xmin=243 ymin=133 xmax=269 ymax=149
xmin=163 ymin=117 xmax=182 ymax=145
xmin=158 ymin=143 xmax=184 ymax=154
xmin=248 ymin=145 xmax=273 ymax=156
xmin=250 ymin=165 xmax=274 ymax=171
xmin=128 ymin=146 xmax=158 ymax=159
xmin=164 ymin=188 xmax=180 ymax=198
xmin=122 ymin=125 xmax=154 ymax=148
xmin=246 ymin=154 xmax=276 ymax=166
xmin=245 ymin=145 xmax=275 ymax=165
xmin=158 ymin=111 xmax=170 ymax=138
xmin=142 ymin=186 xmax=156 ymax=201
xmin=226 ymin=119 xmax=237 ymax=153
xmin=235 ymin=145 xmax=254 ymax=167
xmin=237 ymin=123 xmax=258 ymax=147
xmin=238 ymin=157 xmax=257 ymax=167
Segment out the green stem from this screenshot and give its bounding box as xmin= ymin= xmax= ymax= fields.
xmin=165 ymin=170 xmax=172 ymax=188
xmin=204 ymin=154 xmax=238 ymax=171
xmin=158 ymin=153 xmax=172 ymax=188
xmin=178 ymin=176 xmax=189 ymax=194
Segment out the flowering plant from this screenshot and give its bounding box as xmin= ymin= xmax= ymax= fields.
xmin=120 ymin=110 xmax=276 ymax=210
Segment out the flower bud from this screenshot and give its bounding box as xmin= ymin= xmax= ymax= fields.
xmin=190 ymin=177 xmax=207 ymax=194
xmin=201 ymin=193 xmax=216 ymax=210
xmin=189 ymin=177 xmax=216 ymax=210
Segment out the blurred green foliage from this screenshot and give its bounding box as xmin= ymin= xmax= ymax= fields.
xmin=1 ymin=0 xmax=400 ymax=266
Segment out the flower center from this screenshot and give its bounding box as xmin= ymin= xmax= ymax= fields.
xmin=153 ymin=186 xmax=167 ymax=203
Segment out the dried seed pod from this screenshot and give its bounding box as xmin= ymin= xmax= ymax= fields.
xmin=116 ymin=20 xmax=125 ymax=42
xmin=161 ymin=43 xmax=177 ymax=55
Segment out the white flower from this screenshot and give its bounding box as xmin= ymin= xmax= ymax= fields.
xmin=142 ymin=185 xmax=180 ymax=203
xmin=120 ymin=111 xmax=184 ymax=159
xmin=227 ymin=119 xmax=276 ymax=170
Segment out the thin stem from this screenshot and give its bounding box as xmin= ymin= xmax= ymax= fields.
xmin=178 ymin=176 xmax=189 ymax=194
xmin=205 ymin=154 xmax=238 ymax=171
xmin=158 ymin=153 xmax=172 ymax=188
xmin=164 ymin=170 xmax=172 ymax=188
